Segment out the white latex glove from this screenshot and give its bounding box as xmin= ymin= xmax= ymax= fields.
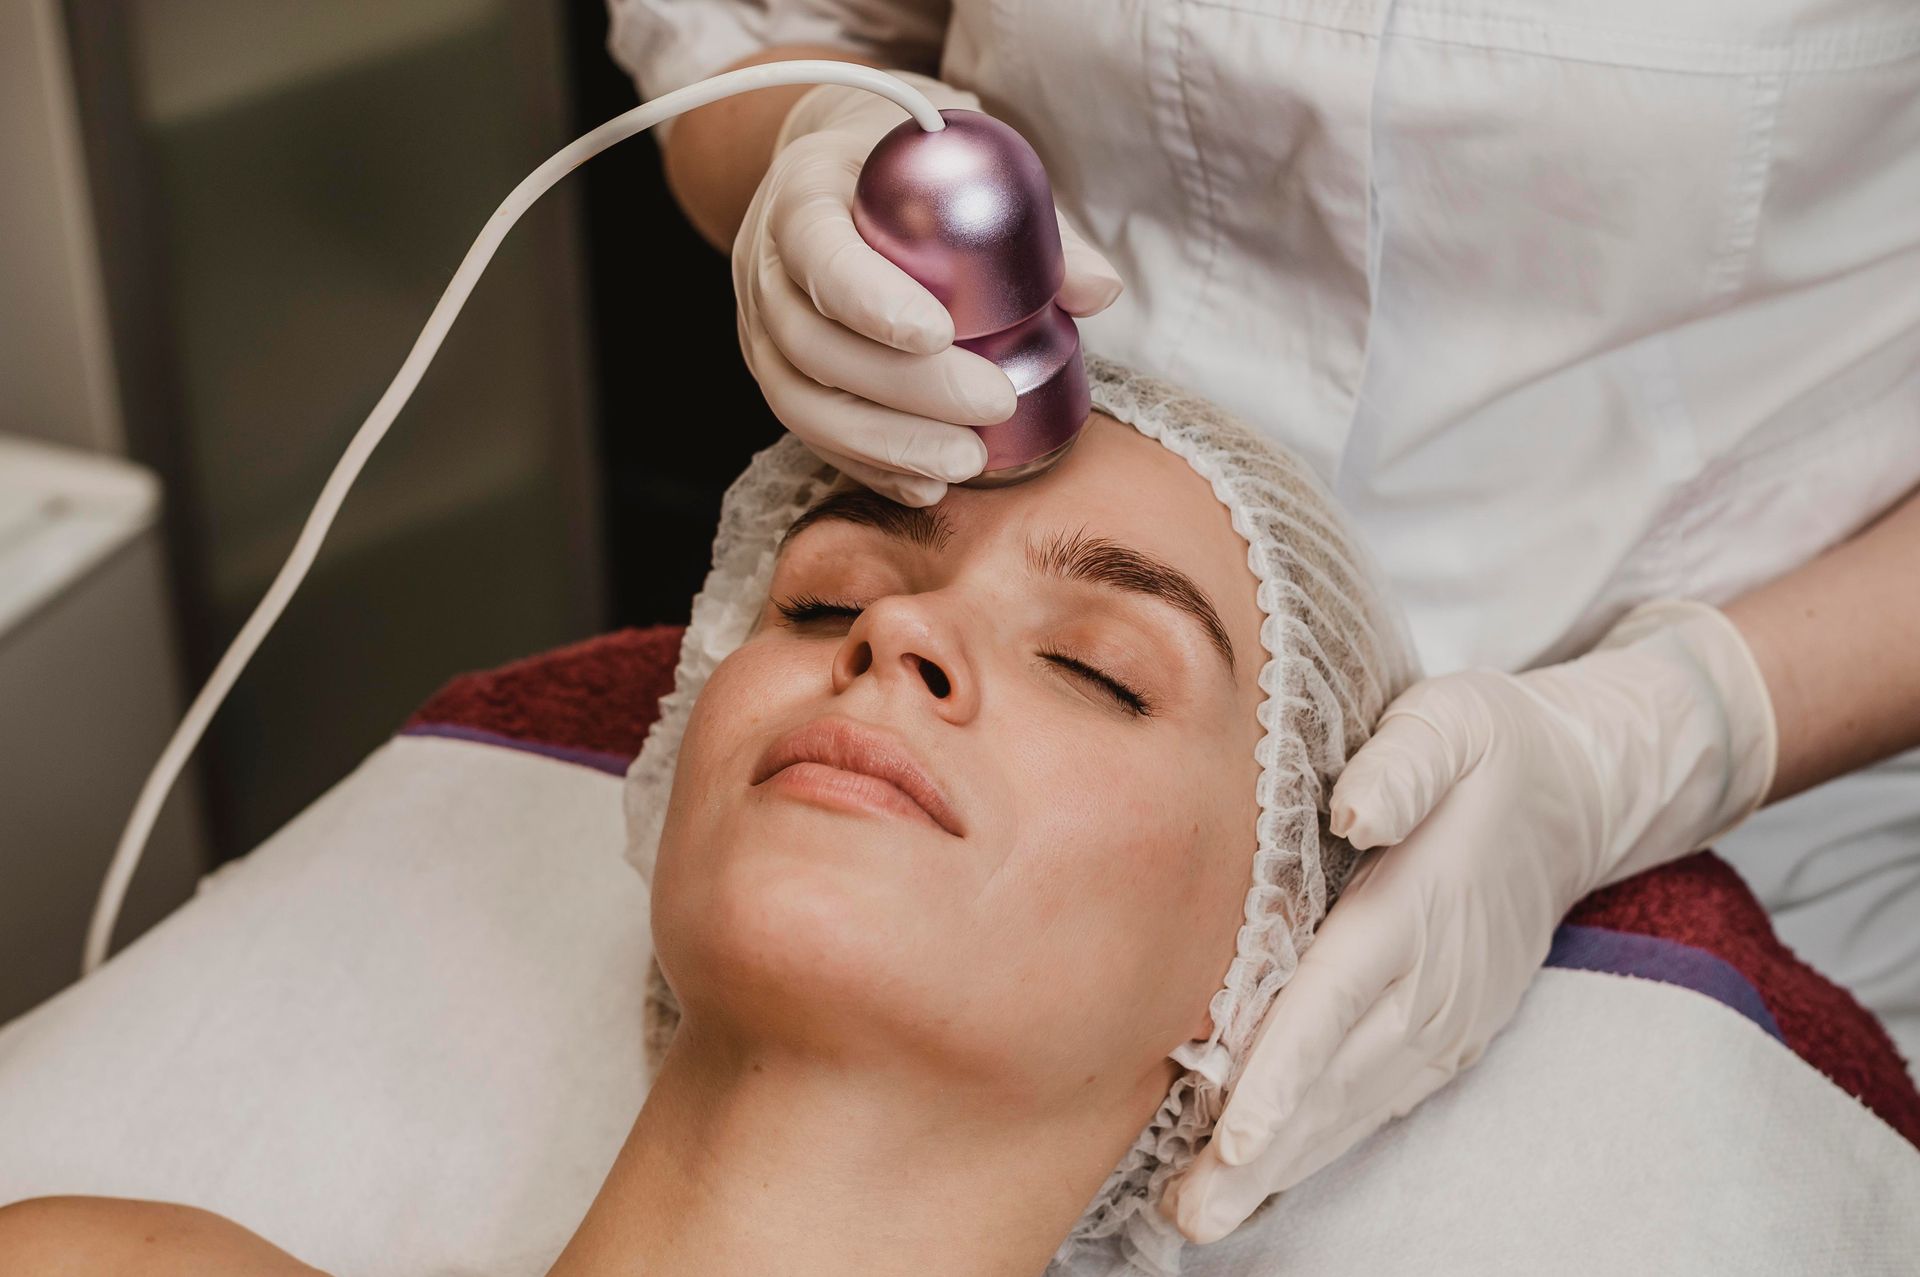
xmin=1162 ymin=598 xmax=1779 ymax=1243
xmin=734 ymin=70 xmax=1125 ymax=506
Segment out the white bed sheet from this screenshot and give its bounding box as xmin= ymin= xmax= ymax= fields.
xmin=0 ymin=734 xmax=1914 ymax=1276
xmin=0 ymin=736 xmax=647 ymax=1274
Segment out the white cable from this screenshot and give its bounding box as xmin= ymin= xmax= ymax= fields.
xmin=83 ymin=61 xmax=944 ymax=976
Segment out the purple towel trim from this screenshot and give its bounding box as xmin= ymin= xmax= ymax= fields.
xmin=1546 ymin=923 xmax=1784 ymax=1043
xmin=397 ymin=722 xmax=634 ymax=778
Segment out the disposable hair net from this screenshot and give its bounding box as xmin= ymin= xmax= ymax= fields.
xmin=623 ymin=353 xmax=1420 ymax=1275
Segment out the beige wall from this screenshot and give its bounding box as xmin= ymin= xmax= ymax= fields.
xmin=0 ymin=0 xmax=125 ymax=454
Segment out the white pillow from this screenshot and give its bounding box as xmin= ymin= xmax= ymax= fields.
xmin=1 ymin=733 xmax=1914 ymax=1276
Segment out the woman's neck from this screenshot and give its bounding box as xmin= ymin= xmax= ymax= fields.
xmin=546 ymin=1020 xmax=1166 ymax=1277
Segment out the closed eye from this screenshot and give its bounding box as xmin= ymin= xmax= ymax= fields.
xmin=770 ymin=594 xmax=1153 ymax=717
xmin=772 ymin=594 xmax=863 ymax=626
xmin=1034 ymin=647 xmax=1152 ymax=716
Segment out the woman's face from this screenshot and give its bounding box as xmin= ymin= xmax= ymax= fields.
xmin=651 ymin=413 xmax=1268 ymax=1112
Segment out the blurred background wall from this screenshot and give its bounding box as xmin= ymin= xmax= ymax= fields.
xmin=0 ymin=0 xmax=780 ymax=1020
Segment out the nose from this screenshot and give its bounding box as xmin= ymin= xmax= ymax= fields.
xmin=831 ymin=594 xmax=980 ymax=723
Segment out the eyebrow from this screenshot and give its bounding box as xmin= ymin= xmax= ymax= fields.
xmin=778 ymin=488 xmax=1237 ymax=674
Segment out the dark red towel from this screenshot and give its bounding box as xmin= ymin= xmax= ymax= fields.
xmin=407 ymin=625 xmax=684 ymax=761
xmin=406 ymin=623 xmax=1920 ymax=1151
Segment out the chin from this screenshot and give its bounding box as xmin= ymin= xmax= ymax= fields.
xmin=653 ymin=809 xmax=942 ymax=1062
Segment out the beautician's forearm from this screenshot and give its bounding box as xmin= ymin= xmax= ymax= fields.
xmin=1723 ymin=484 xmax=1920 ymax=802
xmin=661 ymin=43 xmax=889 ymax=254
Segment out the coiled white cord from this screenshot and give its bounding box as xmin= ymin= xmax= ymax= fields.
xmin=83 ymin=61 xmax=943 ymax=976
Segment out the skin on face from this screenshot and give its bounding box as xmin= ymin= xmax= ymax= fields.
xmin=651 ymin=411 xmax=1270 ymax=1119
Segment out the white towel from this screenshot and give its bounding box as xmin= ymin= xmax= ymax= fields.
xmin=1 ymin=734 xmax=1914 ymax=1275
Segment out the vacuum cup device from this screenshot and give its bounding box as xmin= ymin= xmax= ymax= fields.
xmin=852 ymin=109 xmax=1093 ymax=486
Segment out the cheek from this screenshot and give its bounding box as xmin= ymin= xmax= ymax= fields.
xmin=667 ymin=643 xmax=807 ymax=788
xmin=989 ymin=728 xmax=1256 ymax=1058
xmin=653 ymin=645 xmax=813 ymax=926
xmin=1017 ymin=721 xmax=1241 ymax=899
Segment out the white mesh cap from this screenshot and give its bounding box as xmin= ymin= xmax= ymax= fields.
xmin=623 ymin=353 xmax=1420 ymax=1275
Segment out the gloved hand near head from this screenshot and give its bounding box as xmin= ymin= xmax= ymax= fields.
xmin=734 ymin=69 xmax=1124 ymax=507
xmin=1162 ymin=597 xmax=1780 ymax=1242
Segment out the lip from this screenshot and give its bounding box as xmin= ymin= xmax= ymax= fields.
xmin=750 ymin=716 xmax=963 ymax=838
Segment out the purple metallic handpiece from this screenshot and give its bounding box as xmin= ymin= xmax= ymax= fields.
xmin=852 ymin=109 xmax=1092 ymax=486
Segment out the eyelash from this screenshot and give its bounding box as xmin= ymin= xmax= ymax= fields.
xmin=772 ymin=593 xmax=1154 ymax=717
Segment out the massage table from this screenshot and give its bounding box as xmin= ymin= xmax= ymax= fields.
xmin=0 ymin=626 xmax=1915 ymax=1274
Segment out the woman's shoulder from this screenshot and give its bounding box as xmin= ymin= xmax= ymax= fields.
xmin=0 ymin=1195 xmax=328 ymax=1276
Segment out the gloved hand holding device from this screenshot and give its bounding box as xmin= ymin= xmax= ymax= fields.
xmin=734 ymin=69 xmax=1124 ymax=506
xmin=1163 ymin=597 xmax=1780 ymax=1241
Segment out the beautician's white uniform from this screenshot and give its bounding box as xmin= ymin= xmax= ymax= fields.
xmin=609 ymin=0 xmax=1920 ymax=1068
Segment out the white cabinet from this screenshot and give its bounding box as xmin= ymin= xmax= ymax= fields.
xmin=0 ymin=436 xmax=209 ymax=1023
